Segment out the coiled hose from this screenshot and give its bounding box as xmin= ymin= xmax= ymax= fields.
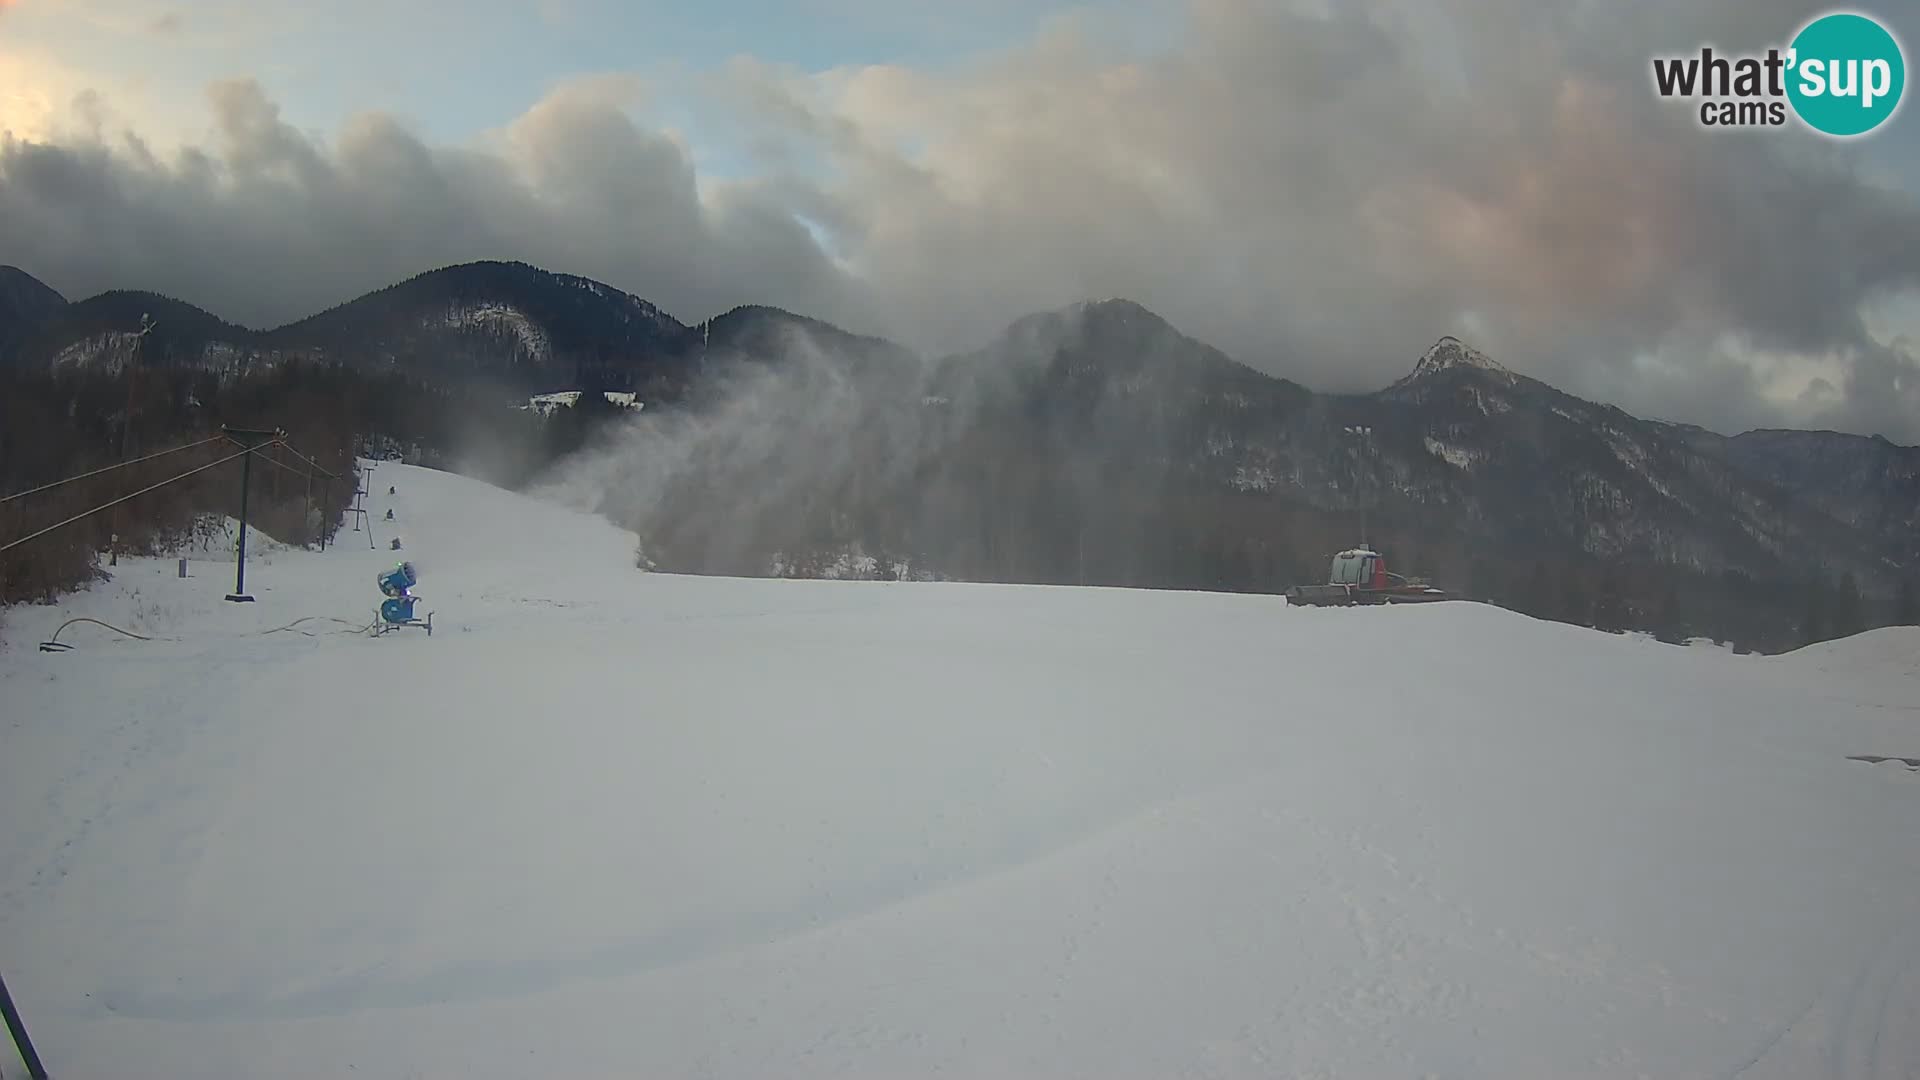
xmin=38 ymin=614 xmax=378 ymax=652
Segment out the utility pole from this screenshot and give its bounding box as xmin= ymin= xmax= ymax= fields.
xmin=221 ymin=426 xmax=283 ymax=603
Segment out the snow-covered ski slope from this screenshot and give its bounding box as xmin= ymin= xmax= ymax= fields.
xmin=3 ymin=462 xmax=1919 ymax=1079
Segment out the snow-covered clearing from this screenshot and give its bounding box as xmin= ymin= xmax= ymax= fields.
xmin=3 ymin=462 xmax=1918 ymax=1079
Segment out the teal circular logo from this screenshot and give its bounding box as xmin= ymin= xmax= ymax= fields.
xmin=1787 ymin=12 xmax=1905 ymax=136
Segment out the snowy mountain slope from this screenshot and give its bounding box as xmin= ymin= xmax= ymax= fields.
xmin=1709 ymin=429 xmax=1920 ymax=566
xmin=3 ymin=463 xmax=1919 ymax=1079
xmin=1363 ymin=343 xmax=1888 ymax=579
xmin=4 ymin=262 xmax=705 ymax=397
xmin=15 ymin=289 xmax=257 ymax=377
xmin=262 ymin=262 xmax=697 ymax=394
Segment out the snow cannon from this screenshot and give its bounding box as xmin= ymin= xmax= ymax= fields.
xmin=376 ymin=561 xmax=417 ymax=598
xmin=372 ymin=561 xmax=432 ymax=636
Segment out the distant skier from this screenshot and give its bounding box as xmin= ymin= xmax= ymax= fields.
xmin=385 ymin=508 xmax=395 ymax=520
xmin=388 ymin=485 xmax=396 ymax=495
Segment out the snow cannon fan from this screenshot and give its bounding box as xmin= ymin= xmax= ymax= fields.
xmin=372 ymin=561 xmax=431 ymax=636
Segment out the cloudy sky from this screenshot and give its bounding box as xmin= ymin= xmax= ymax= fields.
xmin=3 ymin=0 xmax=1920 ymax=440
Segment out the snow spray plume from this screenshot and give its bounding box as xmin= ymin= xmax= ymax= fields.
xmin=526 ymin=319 xmax=945 ymax=578
xmin=525 ymin=299 xmax=1221 ymax=587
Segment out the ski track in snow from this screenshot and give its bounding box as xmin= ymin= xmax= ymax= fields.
xmin=3 ymin=462 xmax=1920 ymax=1079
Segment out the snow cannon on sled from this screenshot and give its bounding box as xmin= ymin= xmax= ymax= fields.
xmin=1285 ymin=547 xmax=1452 ymax=607
xmin=373 ymin=561 xmax=432 ymax=636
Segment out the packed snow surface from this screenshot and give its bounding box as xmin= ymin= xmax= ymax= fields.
xmin=3 ymin=462 xmax=1919 ymax=1079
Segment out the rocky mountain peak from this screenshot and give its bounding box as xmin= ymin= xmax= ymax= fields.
xmin=1409 ymin=336 xmax=1510 ymax=379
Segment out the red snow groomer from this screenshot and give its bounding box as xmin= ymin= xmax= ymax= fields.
xmin=1284 ymin=547 xmax=1452 ymax=607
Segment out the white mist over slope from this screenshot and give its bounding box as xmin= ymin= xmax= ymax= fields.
xmin=3 ymin=462 xmax=1919 ymax=1079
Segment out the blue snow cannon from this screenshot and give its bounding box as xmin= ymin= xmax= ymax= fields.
xmin=373 ymin=562 xmax=430 ymax=635
xmin=377 ymin=561 xmax=417 ymax=598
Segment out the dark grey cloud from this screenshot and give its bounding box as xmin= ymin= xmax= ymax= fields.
xmin=0 ymin=77 xmax=867 ymax=335
xmin=3 ymin=0 xmax=1919 ymax=440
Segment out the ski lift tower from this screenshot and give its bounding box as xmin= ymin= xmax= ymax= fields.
xmin=344 ymin=470 xmax=375 ymax=548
